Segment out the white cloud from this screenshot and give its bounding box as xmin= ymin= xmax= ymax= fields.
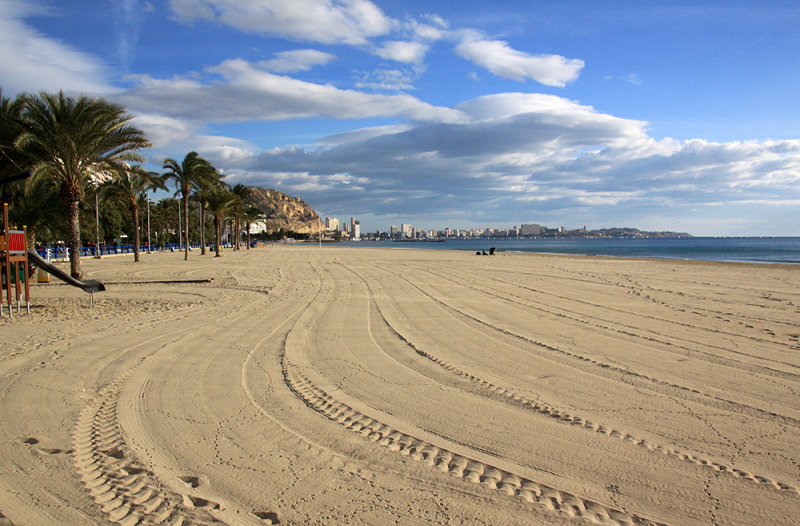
xmin=420 ymin=13 xmax=448 ymax=29
xmin=373 ymin=40 xmax=429 ymax=64
xmin=192 ymin=136 xmax=258 ymax=165
xmin=205 ymin=92 xmax=800 ymax=230
xmin=261 ymin=49 xmax=337 ymax=73
xmin=118 ymin=59 xmax=467 ymax=123
xmin=169 ymin=0 xmax=391 ymax=45
xmin=133 ymin=112 xmax=196 ymax=147
xmin=454 ymin=30 xmax=584 ymax=86
xmin=0 ymin=0 xmax=113 ymax=96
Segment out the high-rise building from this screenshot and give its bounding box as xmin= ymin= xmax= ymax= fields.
xmin=521 ymin=224 xmax=543 ymax=236
xmin=325 ymin=217 xmax=339 ymax=231
xmin=390 ymin=225 xmax=398 ymax=237
xmin=353 ymin=221 xmax=360 ymax=239
xmin=401 ymin=224 xmax=412 ymax=238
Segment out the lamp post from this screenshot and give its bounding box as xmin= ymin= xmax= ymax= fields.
xmin=95 ymin=187 xmax=101 ymax=258
xmin=147 ymin=191 xmax=152 ymax=254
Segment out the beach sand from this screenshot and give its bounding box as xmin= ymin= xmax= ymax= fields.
xmin=0 ymin=246 xmax=798 ymax=526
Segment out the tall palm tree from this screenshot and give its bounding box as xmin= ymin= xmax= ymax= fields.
xmin=161 ymin=152 xmax=217 ymax=260
xmin=229 ymin=183 xmax=252 ymax=250
xmin=14 ymin=91 xmax=150 ymax=278
xmin=193 ymin=172 xmax=227 ymax=255
xmin=204 ymin=187 xmax=235 ymax=257
xmin=0 ymin=89 xmax=30 ymax=185
xmin=1 ymin=89 xmax=52 ymax=252
xmin=101 ymin=166 xmax=166 ymax=262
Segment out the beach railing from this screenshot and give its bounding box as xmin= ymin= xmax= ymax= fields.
xmin=35 ymin=243 xmax=206 ymax=260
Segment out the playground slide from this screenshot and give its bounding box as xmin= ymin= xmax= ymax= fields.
xmin=27 ymin=250 xmax=106 ymax=293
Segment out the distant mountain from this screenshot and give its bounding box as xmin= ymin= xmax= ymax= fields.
xmin=247 ymin=186 xmax=323 ymax=234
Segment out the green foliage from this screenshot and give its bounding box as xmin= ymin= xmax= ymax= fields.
xmin=10 ymin=90 xmax=150 ymax=278
xmin=265 ymin=228 xmax=310 ymax=240
xmin=162 ymin=152 xmax=218 ymax=259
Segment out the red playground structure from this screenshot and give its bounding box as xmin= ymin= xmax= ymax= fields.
xmin=1 ymin=202 xmax=30 ymax=317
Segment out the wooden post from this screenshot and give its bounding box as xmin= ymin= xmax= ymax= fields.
xmin=2 ymin=203 xmax=12 ymax=314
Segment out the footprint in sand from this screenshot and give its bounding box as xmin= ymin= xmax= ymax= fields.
xmin=252 ymin=510 xmax=281 ymax=524
xmin=179 ymin=475 xmax=201 ymax=488
xmin=183 ymin=495 xmax=220 ymax=509
xmin=101 ymin=448 xmax=124 ymax=459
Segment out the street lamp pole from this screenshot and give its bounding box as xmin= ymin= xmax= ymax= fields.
xmin=95 ymin=189 xmax=101 ymax=259
xmin=147 ymin=192 xmax=151 ymax=254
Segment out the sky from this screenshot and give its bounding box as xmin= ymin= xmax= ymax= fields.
xmin=2 ymin=0 xmax=799 ymax=236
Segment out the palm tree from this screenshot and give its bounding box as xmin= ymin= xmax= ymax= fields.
xmin=0 ymin=89 xmax=30 ymax=185
xmin=101 ymin=166 xmax=166 ymax=262
xmin=204 ymin=188 xmax=235 ymax=257
xmin=161 ymin=152 xmax=217 ymax=260
xmin=229 ymin=183 xmax=252 ymax=250
xmin=193 ymin=172 xmax=227 ymax=255
xmin=1 ymin=90 xmax=47 ymax=252
xmin=14 ymin=91 xmax=150 ymax=278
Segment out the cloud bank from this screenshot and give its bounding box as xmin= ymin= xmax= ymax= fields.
xmin=182 ymin=92 xmax=799 ymax=233
xmin=120 ymin=59 xmax=467 ymax=123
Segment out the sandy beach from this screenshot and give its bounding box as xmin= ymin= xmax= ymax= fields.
xmin=0 ymin=246 xmax=798 ymax=526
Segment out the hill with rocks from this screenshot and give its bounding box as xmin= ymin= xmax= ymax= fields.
xmin=247 ymin=186 xmax=323 ymax=235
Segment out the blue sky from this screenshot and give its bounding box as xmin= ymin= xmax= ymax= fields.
xmin=2 ymin=0 xmax=799 ymax=235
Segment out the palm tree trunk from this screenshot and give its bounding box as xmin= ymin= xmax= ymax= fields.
xmin=65 ymin=196 xmax=83 ymax=279
xmin=200 ymin=207 xmax=206 ymax=255
xmin=132 ymin=207 xmax=141 ymax=262
xmin=183 ymin=193 xmax=189 ymax=260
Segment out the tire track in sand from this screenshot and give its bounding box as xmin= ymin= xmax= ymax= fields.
xmin=72 ymin=366 xmax=191 ymax=526
xmin=384 ymin=267 xmax=800 ymax=428
xmin=73 ymin=355 xmax=282 ymax=525
xmin=71 ymin=285 xmax=283 ymax=525
xmin=281 ymin=265 xmax=666 ymax=526
xmin=278 ymin=261 xmax=668 ymax=526
xmin=351 ymin=263 xmax=800 ymax=498
xmin=282 ymin=355 xmax=667 ymax=526
xmin=394 ymin=326 xmax=799 ymax=497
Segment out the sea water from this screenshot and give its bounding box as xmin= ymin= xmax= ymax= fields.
xmin=337 ymin=237 xmax=800 ymax=264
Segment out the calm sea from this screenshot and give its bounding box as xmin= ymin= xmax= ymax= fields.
xmin=336 ymin=237 xmax=800 ymax=264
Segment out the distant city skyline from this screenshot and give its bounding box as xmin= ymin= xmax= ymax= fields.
xmin=322 ymin=216 xmax=689 ymax=239
xmin=3 ymin=1 xmax=799 ymax=236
